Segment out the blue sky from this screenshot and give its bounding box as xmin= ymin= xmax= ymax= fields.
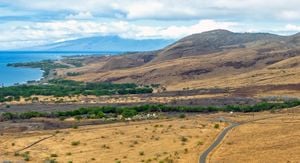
xmin=1 ymin=0 xmax=300 ymax=49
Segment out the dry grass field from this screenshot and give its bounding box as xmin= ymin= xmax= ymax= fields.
xmin=209 ymin=108 xmax=300 ymax=163
xmin=0 ymin=109 xmax=299 ymax=163
xmin=0 ymin=116 xmax=226 ymax=163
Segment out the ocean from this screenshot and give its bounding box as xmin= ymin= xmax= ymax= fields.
xmin=0 ymin=51 xmax=117 ymax=86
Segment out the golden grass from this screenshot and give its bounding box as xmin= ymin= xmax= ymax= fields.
xmin=169 ymin=67 xmax=300 ymax=91
xmin=209 ymin=110 xmax=300 ymax=163
xmin=0 ymin=116 xmax=226 ymax=163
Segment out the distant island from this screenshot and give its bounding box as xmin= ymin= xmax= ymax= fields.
xmin=21 ymin=35 xmax=175 ymax=52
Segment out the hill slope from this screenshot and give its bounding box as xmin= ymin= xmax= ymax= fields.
xmin=56 ymin=30 xmax=300 ymax=96
xmin=26 ymin=36 xmax=174 ymax=52
xmin=153 ymin=29 xmax=281 ymax=62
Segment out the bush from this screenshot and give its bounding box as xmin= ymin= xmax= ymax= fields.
xmin=50 ymin=154 xmax=58 ymax=157
xmin=197 ymin=141 xmax=203 ymax=146
xmin=122 ymin=109 xmax=137 ymax=118
xmin=139 ymin=151 xmax=145 ymax=156
xmin=181 ymin=136 xmax=188 ymax=142
xmin=1 ymin=112 xmax=14 ymax=120
xmin=214 ymin=124 xmax=220 ymax=129
xmin=66 ymin=152 xmax=72 ymax=156
xmin=97 ymin=111 xmax=105 ymax=118
xmin=44 ymin=159 xmax=57 ymax=163
xmin=74 ymin=115 xmax=82 ymax=121
xmin=179 ymin=114 xmax=186 ymax=118
xmin=21 ymin=151 xmax=30 ymax=161
xmin=71 ymin=141 xmax=80 ymax=146
xmin=184 ymin=148 xmax=188 ymax=154
xmin=66 ymin=72 xmax=82 ymax=76
xmin=59 ymin=117 xmax=66 ymax=121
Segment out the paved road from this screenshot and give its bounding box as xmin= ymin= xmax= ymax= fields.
xmin=199 ymin=120 xmax=239 ymax=163
xmin=199 ymin=115 xmax=283 ymax=163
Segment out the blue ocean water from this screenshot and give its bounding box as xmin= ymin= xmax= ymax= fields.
xmin=0 ymin=51 xmax=117 ymax=86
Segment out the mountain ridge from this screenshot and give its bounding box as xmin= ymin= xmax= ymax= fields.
xmin=53 ymin=30 xmax=300 ymax=94
xmin=23 ymin=35 xmax=175 ymax=52
xmin=152 ymin=29 xmax=283 ymax=62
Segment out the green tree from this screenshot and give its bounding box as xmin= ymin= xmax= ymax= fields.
xmin=122 ymin=109 xmax=137 ymax=118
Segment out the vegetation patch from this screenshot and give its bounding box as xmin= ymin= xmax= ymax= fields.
xmin=0 ymin=79 xmax=153 ymax=102
xmin=1 ymin=100 xmax=300 ymax=121
xmin=7 ymin=60 xmax=69 ymax=77
xmin=66 ymin=72 xmax=83 ymax=76
xmin=71 ymin=141 xmax=80 ymax=146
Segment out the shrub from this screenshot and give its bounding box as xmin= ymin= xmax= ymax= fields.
xmin=101 ymin=144 xmax=110 ymax=149
xmin=139 ymin=151 xmax=145 ymax=156
xmin=179 ymin=114 xmax=186 ymax=118
xmin=197 ymin=141 xmax=203 ymax=145
xmin=122 ymin=109 xmax=137 ymax=118
xmin=71 ymin=141 xmax=80 ymax=146
xmin=44 ymin=159 xmax=58 ymax=163
xmin=74 ymin=115 xmax=82 ymax=121
xmin=24 ymin=155 xmax=30 ymax=161
xmin=50 ymin=154 xmax=58 ymax=157
xmin=97 ymin=111 xmax=105 ymax=118
xmin=214 ymin=124 xmax=220 ymax=129
xmin=66 ymin=152 xmax=72 ymax=156
xmin=1 ymin=112 xmax=14 ymax=120
xmin=22 ymin=151 xmax=30 ymax=161
xmin=59 ymin=117 xmax=66 ymax=121
xmin=184 ymin=148 xmax=188 ymax=154
xmin=181 ymin=136 xmax=188 ymax=142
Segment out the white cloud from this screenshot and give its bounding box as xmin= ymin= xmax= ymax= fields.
xmin=3 ymin=0 xmax=300 ymax=21
xmin=284 ymin=24 xmax=300 ymax=31
xmin=277 ymin=11 xmax=300 ymax=21
xmin=2 ymin=0 xmax=300 ymax=49
xmin=0 ymin=19 xmax=239 ymax=49
xmin=158 ymin=20 xmax=238 ymax=38
xmin=119 ymin=1 xmax=200 ymax=20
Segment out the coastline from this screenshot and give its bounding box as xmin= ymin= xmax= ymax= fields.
xmin=1 ymin=51 xmax=122 ymax=87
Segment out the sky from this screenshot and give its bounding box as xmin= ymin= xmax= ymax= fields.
xmin=1 ymin=0 xmax=300 ymax=49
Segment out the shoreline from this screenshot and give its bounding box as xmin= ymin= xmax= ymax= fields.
xmin=0 ymin=66 xmax=44 ymax=87
xmin=3 ymin=52 xmax=122 ymax=87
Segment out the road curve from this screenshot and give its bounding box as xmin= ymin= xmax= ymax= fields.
xmin=199 ymin=121 xmax=239 ymax=163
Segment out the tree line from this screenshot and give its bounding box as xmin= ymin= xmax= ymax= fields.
xmin=0 ymin=79 xmax=153 ymax=102
xmin=1 ymin=100 xmax=299 ymax=121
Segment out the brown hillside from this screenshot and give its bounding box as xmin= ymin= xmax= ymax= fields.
xmin=152 ymin=29 xmax=280 ymax=62
xmin=58 ymin=30 xmax=300 ymax=96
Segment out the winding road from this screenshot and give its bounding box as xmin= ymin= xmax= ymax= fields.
xmin=199 ymin=119 xmax=240 ymax=163
xmin=199 ymin=115 xmax=282 ymax=163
